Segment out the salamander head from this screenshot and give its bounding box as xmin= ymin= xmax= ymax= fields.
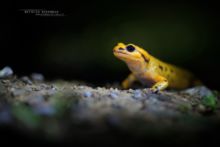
xmin=113 ymin=42 xmax=150 ymax=64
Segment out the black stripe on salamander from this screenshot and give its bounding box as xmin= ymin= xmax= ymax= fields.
xmin=140 ymin=53 xmax=149 ymax=63
xmin=159 ymin=65 xmax=163 ymax=70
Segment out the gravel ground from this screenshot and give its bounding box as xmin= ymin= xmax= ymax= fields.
xmin=0 ymin=71 xmax=220 ymax=145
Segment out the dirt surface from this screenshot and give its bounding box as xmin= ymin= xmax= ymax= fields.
xmin=0 ymin=74 xmax=220 ymax=146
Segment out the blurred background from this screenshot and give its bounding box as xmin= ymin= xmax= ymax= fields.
xmin=1 ymin=1 xmax=220 ymax=89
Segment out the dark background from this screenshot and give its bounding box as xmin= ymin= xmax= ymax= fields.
xmin=1 ymin=1 xmax=220 ymax=89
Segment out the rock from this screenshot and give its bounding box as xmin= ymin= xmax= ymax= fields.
xmin=46 ymin=88 xmax=57 ymax=95
xmin=21 ymin=76 xmax=33 ymax=84
xmin=0 ymin=77 xmax=218 ymax=146
xmin=10 ymin=88 xmax=26 ymax=97
xmin=83 ymin=91 xmax=92 ymax=97
xmin=128 ymin=89 xmax=134 ymax=93
xmin=0 ymin=66 xmax=13 ymax=78
xmin=182 ymin=86 xmax=213 ymax=97
xmin=109 ymin=92 xmax=118 ymax=99
xmin=31 ymin=73 xmax=44 ymax=82
xmin=132 ymin=89 xmax=143 ymax=99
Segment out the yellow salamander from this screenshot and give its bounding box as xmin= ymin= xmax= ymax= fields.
xmin=113 ymin=43 xmax=201 ymax=92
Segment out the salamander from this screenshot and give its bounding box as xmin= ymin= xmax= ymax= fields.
xmin=113 ymin=42 xmax=201 ymax=92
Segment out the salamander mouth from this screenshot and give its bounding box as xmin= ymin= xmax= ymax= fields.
xmin=113 ymin=50 xmax=127 ymax=55
xmin=113 ymin=50 xmax=140 ymax=62
xmin=113 ymin=50 xmax=130 ymax=58
xmin=113 ymin=50 xmax=138 ymax=61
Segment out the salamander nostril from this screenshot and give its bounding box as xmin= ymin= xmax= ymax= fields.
xmin=119 ymin=48 xmax=124 ymax=50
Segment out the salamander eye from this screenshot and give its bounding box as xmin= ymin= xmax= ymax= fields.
xmin=126 ymin=45 xmax=135 ymax=52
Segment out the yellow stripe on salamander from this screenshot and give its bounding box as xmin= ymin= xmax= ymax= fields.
xmin=113 ymin=42 xmax=201 ymax=92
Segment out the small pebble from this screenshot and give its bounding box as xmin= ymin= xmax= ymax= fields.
xmin=197 ymin=104 xmax=206 ymax=112
xmin=52 ymin=86 xmax=57 ymax=91
xmin=83 ymin=91 xmax=92 ymax=97
xmin=31 ymin=73 xmax=44 ymax=81
xmin=143 ymin=88 xmax=150 ymax=93
xmin=128 ymin=89 xmax=134 ymax=93
xmin=40 ymin=84 xmax=50 ymax=89
xmin=110 ymin=87 xmax=114 ymax=91
xmin=147 ymin=97 xmax=159 ymax=104
xmin=10 ymin=88 xmax=26 ymax=97
xmin=110 ymin=92 xmax=118 ymax=99
xmin=72 ymin=85 xmax=77 ymax=89
xmin=21 ymin=76 xmax=33 ymax=84
xmin=97 ymin=87 xmax=103 ymax=91
xmin=31 ymin=87 xmax=41 ymax=91
xmin=1 ymin=80 xmax=10 ymax=84
xmin=47 ymin=89 xmax=57 ymax=95
xmin=79 ymin=86 xmax=85 ymax=89
xmin=133 ymin=90 xmax=142 ymax=99
xmin=0 ymin=66 xmax=13 ymax=78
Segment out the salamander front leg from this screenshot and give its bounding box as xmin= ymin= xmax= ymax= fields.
xmin=122 ymin=73 xmax=137 ymax=89
xmin=150 ymin=76 xmax=168 ymax=93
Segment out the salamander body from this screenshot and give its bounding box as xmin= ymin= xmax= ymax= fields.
xmin=113 ymin=43 xmax=200 ymax=92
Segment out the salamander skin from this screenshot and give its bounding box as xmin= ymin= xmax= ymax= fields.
xmin=113 ymin=43 xmax=201 ymax=92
